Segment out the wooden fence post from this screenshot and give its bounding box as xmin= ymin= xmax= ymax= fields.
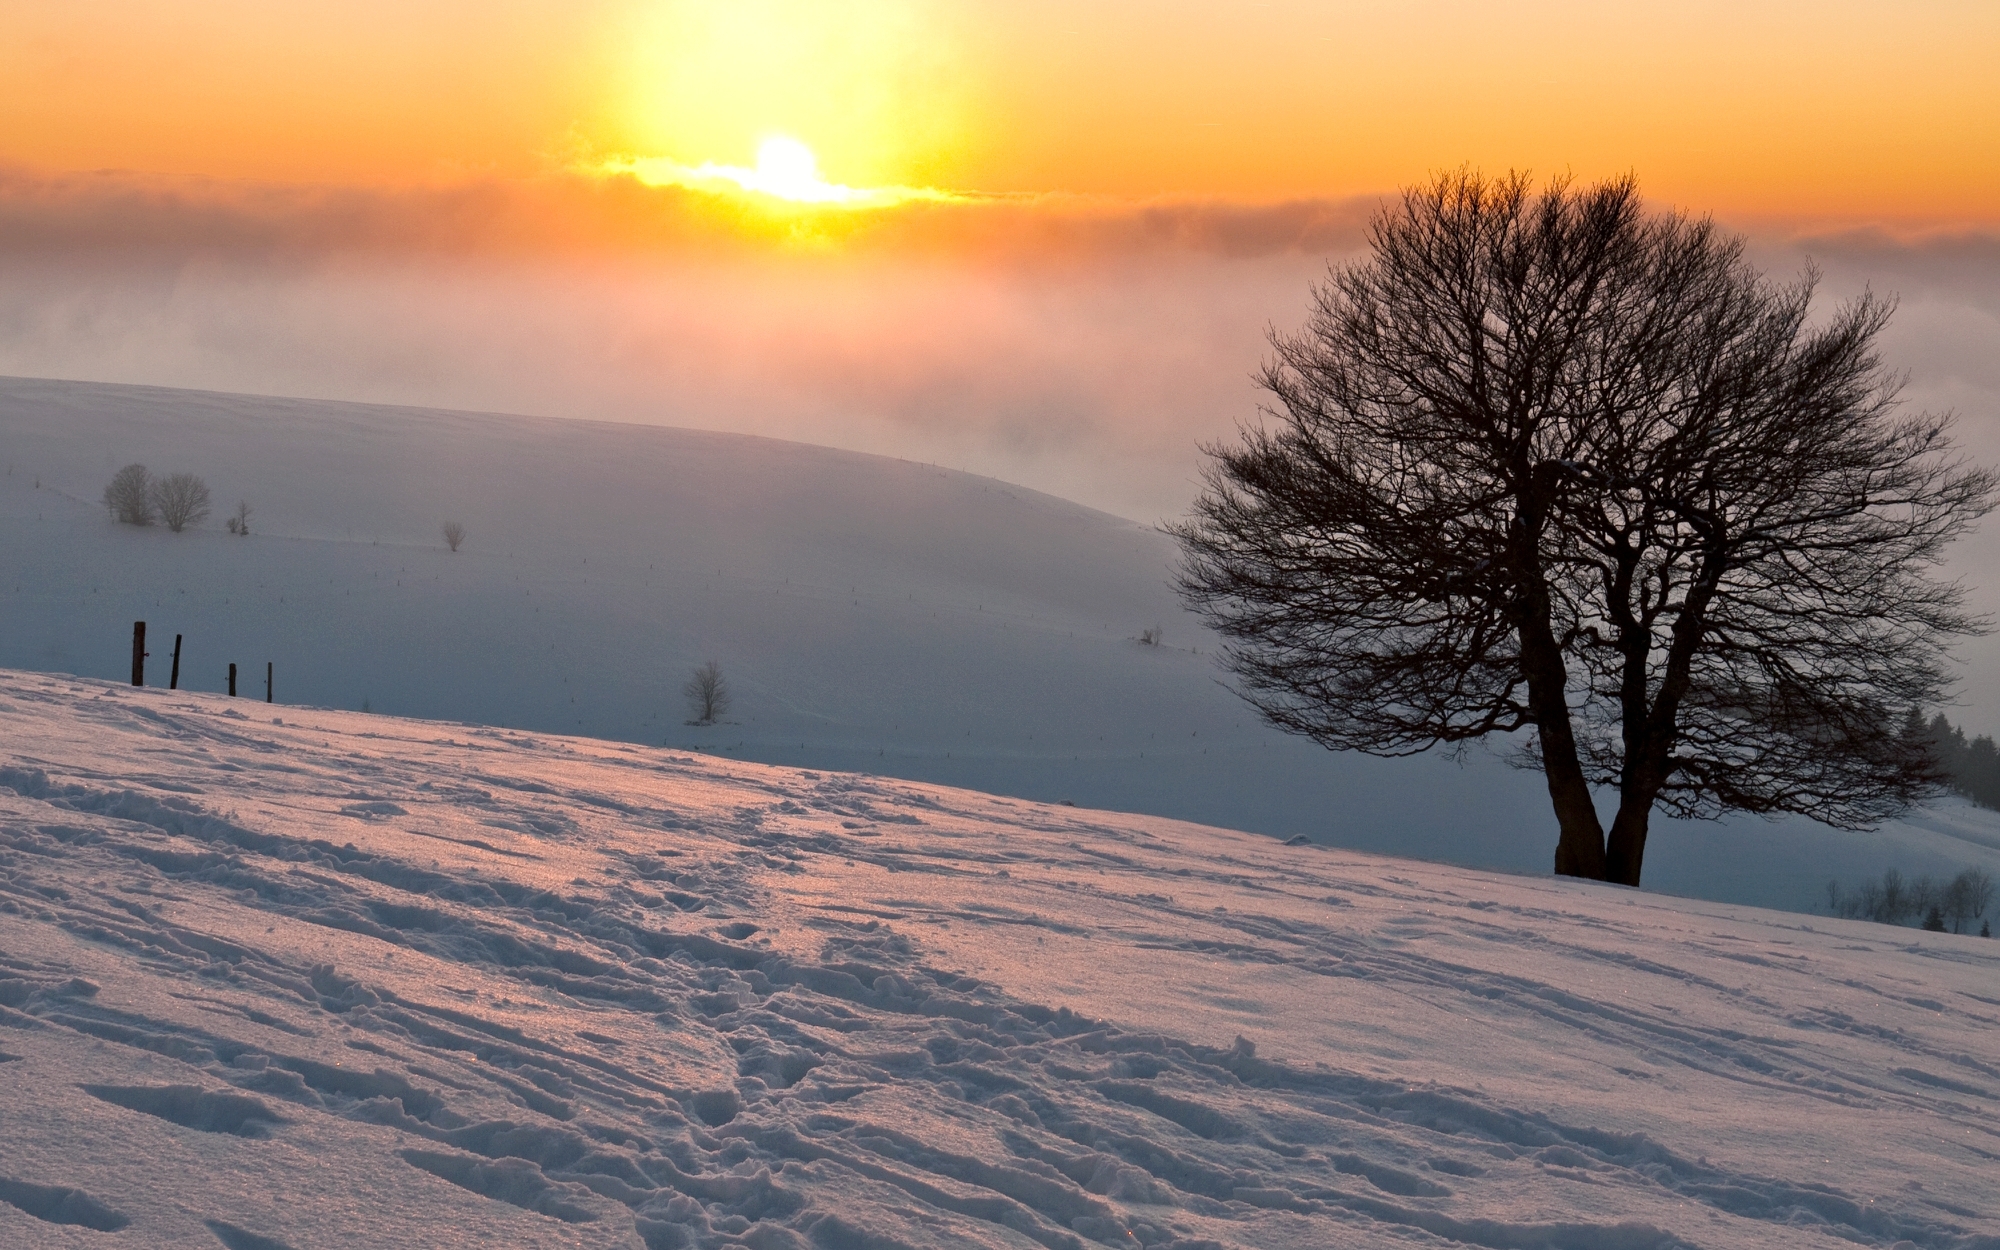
xmin=228 ymin=663 xmax=237 ymax=697
xmin=169 ymin=635 xmax=182 ymax=690
xmin=131 ymin=621 xmax=146 ymax=686
xmin=266 ymin=662 xmax=273 ymax=704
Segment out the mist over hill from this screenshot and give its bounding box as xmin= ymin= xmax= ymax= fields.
xmin=3 ymin=374 xmax=1996 ymax=916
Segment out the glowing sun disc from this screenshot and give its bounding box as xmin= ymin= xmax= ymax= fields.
xmin=716 ymin=135 xmax=858 ymax=203
xmin=595 ymin=136 xmax=962 ymax=211
xmin=751 ymin=137 xmax=822 ymax=198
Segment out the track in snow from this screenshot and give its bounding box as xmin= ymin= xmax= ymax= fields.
xmin=2 ymin=671 xmax=1998 ymax=1248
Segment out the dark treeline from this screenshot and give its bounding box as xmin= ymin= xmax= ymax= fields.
xmin=1823 ymin=714 xmax=1998 ymax=935
xmin=1827 ymin=867 xmax=1993 ymax=935
xmin=1911 ymin=711 xmax=2000 ymax=811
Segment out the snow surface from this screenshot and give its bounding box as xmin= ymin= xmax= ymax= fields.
xmin=2 ymin=670 xmax=1998 ymax=1248
xmin=4 ymin=374 xmax=2000 ymax=918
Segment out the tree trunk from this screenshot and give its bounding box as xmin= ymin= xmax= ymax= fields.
xmin=1607 ymin=736 xmax=1675 ymax=886
xmin=1542 ymin=722 xmax=1609 ymax=879
xmin=1517 ymin=606 xmax=1608 ymax=879
xmin=1604 ymin=801 xmax=1649 ymax=886
xmin=1605 ymin=602 xmax=1656 ymax=888
xmin=1605 ymin=548 xmax=1721 ymax=888
xmin=131 ymin=621 xmax=146 ymax=687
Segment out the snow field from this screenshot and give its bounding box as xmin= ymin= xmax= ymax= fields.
xmin=2 ymin=671 xmax=1997 ymax=1248
xmin=5 ymin=374 xmax=2000 ymax=920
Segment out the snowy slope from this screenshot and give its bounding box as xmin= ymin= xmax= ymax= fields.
xmin=2 ymin=670 xmax=1998 ymax=1249
xmin=3 ymin=374 xmax=1999 ymax=917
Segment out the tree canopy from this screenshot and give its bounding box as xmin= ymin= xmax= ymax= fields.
xmin=1174 ymin=171 xmax=1996 ymax=885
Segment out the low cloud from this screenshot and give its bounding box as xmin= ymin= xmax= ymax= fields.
xmin=0 ymin=166 xmax=1365 ymax=523
xmin=2 ymin=167 xmax=1996 ymax=725
xmin=0 ymin=165 xmax=1376 ymax=265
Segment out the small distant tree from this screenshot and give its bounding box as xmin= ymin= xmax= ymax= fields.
xmin=685 ymin=661 xmax=729 ymax=725
xmin=1944 ymin=867 xmax=1994 ymax=933
xmin=443 ymin=520 xmax=466 ymax=552
xmin=1922 ymin=905 xmax=1947 ymax=932
xmin=1138 ymin=626 xmax=1164 ymax=646
xmin=103 ymin=463 xmax=153 ymax=525
xmin=1877 ymin=868 xmax=1912 ymax=924
xmin=226 ymin=500 xmax=252 ymax=536
xmin=151 ymin=473 xmax=212 ymax=532
xmin=1910 ymin=875 xmax=1942 ymax=924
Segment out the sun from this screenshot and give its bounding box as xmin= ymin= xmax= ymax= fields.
xmin=610 ymin=134 xmax=865 ymax=204
xmin=597 ymin=134 xmax=957 ymax=211
xmin=700 ymin=134 xmax=862 ymax=203
xmin=745 ymin=136 xmax=829 ymax=201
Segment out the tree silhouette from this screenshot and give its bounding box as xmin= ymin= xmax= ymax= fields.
xmin=1175 ymin=171 xmax=1995 ymax=885
xmin=684 ymin=661 xmax=730 ymax=725
xmin=151 ymin=473 xmax=211 ymax=532
xmin=103 ymin=464 xmax=153 ymax=525
xmin=1916 ymin=710 xmax=2000 ymax=811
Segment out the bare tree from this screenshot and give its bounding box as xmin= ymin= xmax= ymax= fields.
xmin=1838 ymin=866 xmax=1998 ymax=930
xmin=443 ymin=521 xmax=466 ymax=552
xmin=1944 ymin=868 xmax=1993 ymax=933
xmin=1174 ymin=171 xmax=1997 ymax=886
xmin=103 ymin=463 xmax=153 ymax=525
xmin=684 ymin=661 xmax=729 ymax=725
xmin=1908 ymin=874 xmax=1941 ymax=926
xmin=1971 ymin=868 xmax=1995 ymax=922
xmin=1879 ymin=870 xmax=1924 ymax=924
xmin=151 ymin=473 xmax=212 ymax=532
xmin=226 ymin=500 xmax=252 ymax=536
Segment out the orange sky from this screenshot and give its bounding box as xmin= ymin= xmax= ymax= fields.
xmin=3 ymin=0 xmax=1998 ymax=223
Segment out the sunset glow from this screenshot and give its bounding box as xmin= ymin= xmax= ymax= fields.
xmin=0 ymin=0 xmax=1997 ymax=799
xmin=2 ymin=1 xmax=1996 ymax=224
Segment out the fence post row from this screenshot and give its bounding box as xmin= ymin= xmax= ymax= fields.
xmin=124 ymin=628 xmax=266 ymax=702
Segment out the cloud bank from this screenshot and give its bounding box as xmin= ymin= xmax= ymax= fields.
xmin=0 ymin=167 xmax=1373 ymax=519
xmin=4 ymin=168 xmax=1998 ymax=726
xmin=0 ymin=166 xmax=1377 ymax=264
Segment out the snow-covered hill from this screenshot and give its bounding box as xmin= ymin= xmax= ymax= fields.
xmin=1 ymin=670 xmax=1996 ymax=1248
xmin=3 ymin=374 xmax=1998 ymax=917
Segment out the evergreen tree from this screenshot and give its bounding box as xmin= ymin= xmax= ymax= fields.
xmin=1922 ymin=712 xmax=2000 ymax=812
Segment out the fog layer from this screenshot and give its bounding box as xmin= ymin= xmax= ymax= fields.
xmin=4 ymin=168 xmax=1996 ymax=726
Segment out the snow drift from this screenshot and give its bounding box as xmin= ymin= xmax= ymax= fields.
xmin=2 ymin=671 xmax=1997 ymax=1247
